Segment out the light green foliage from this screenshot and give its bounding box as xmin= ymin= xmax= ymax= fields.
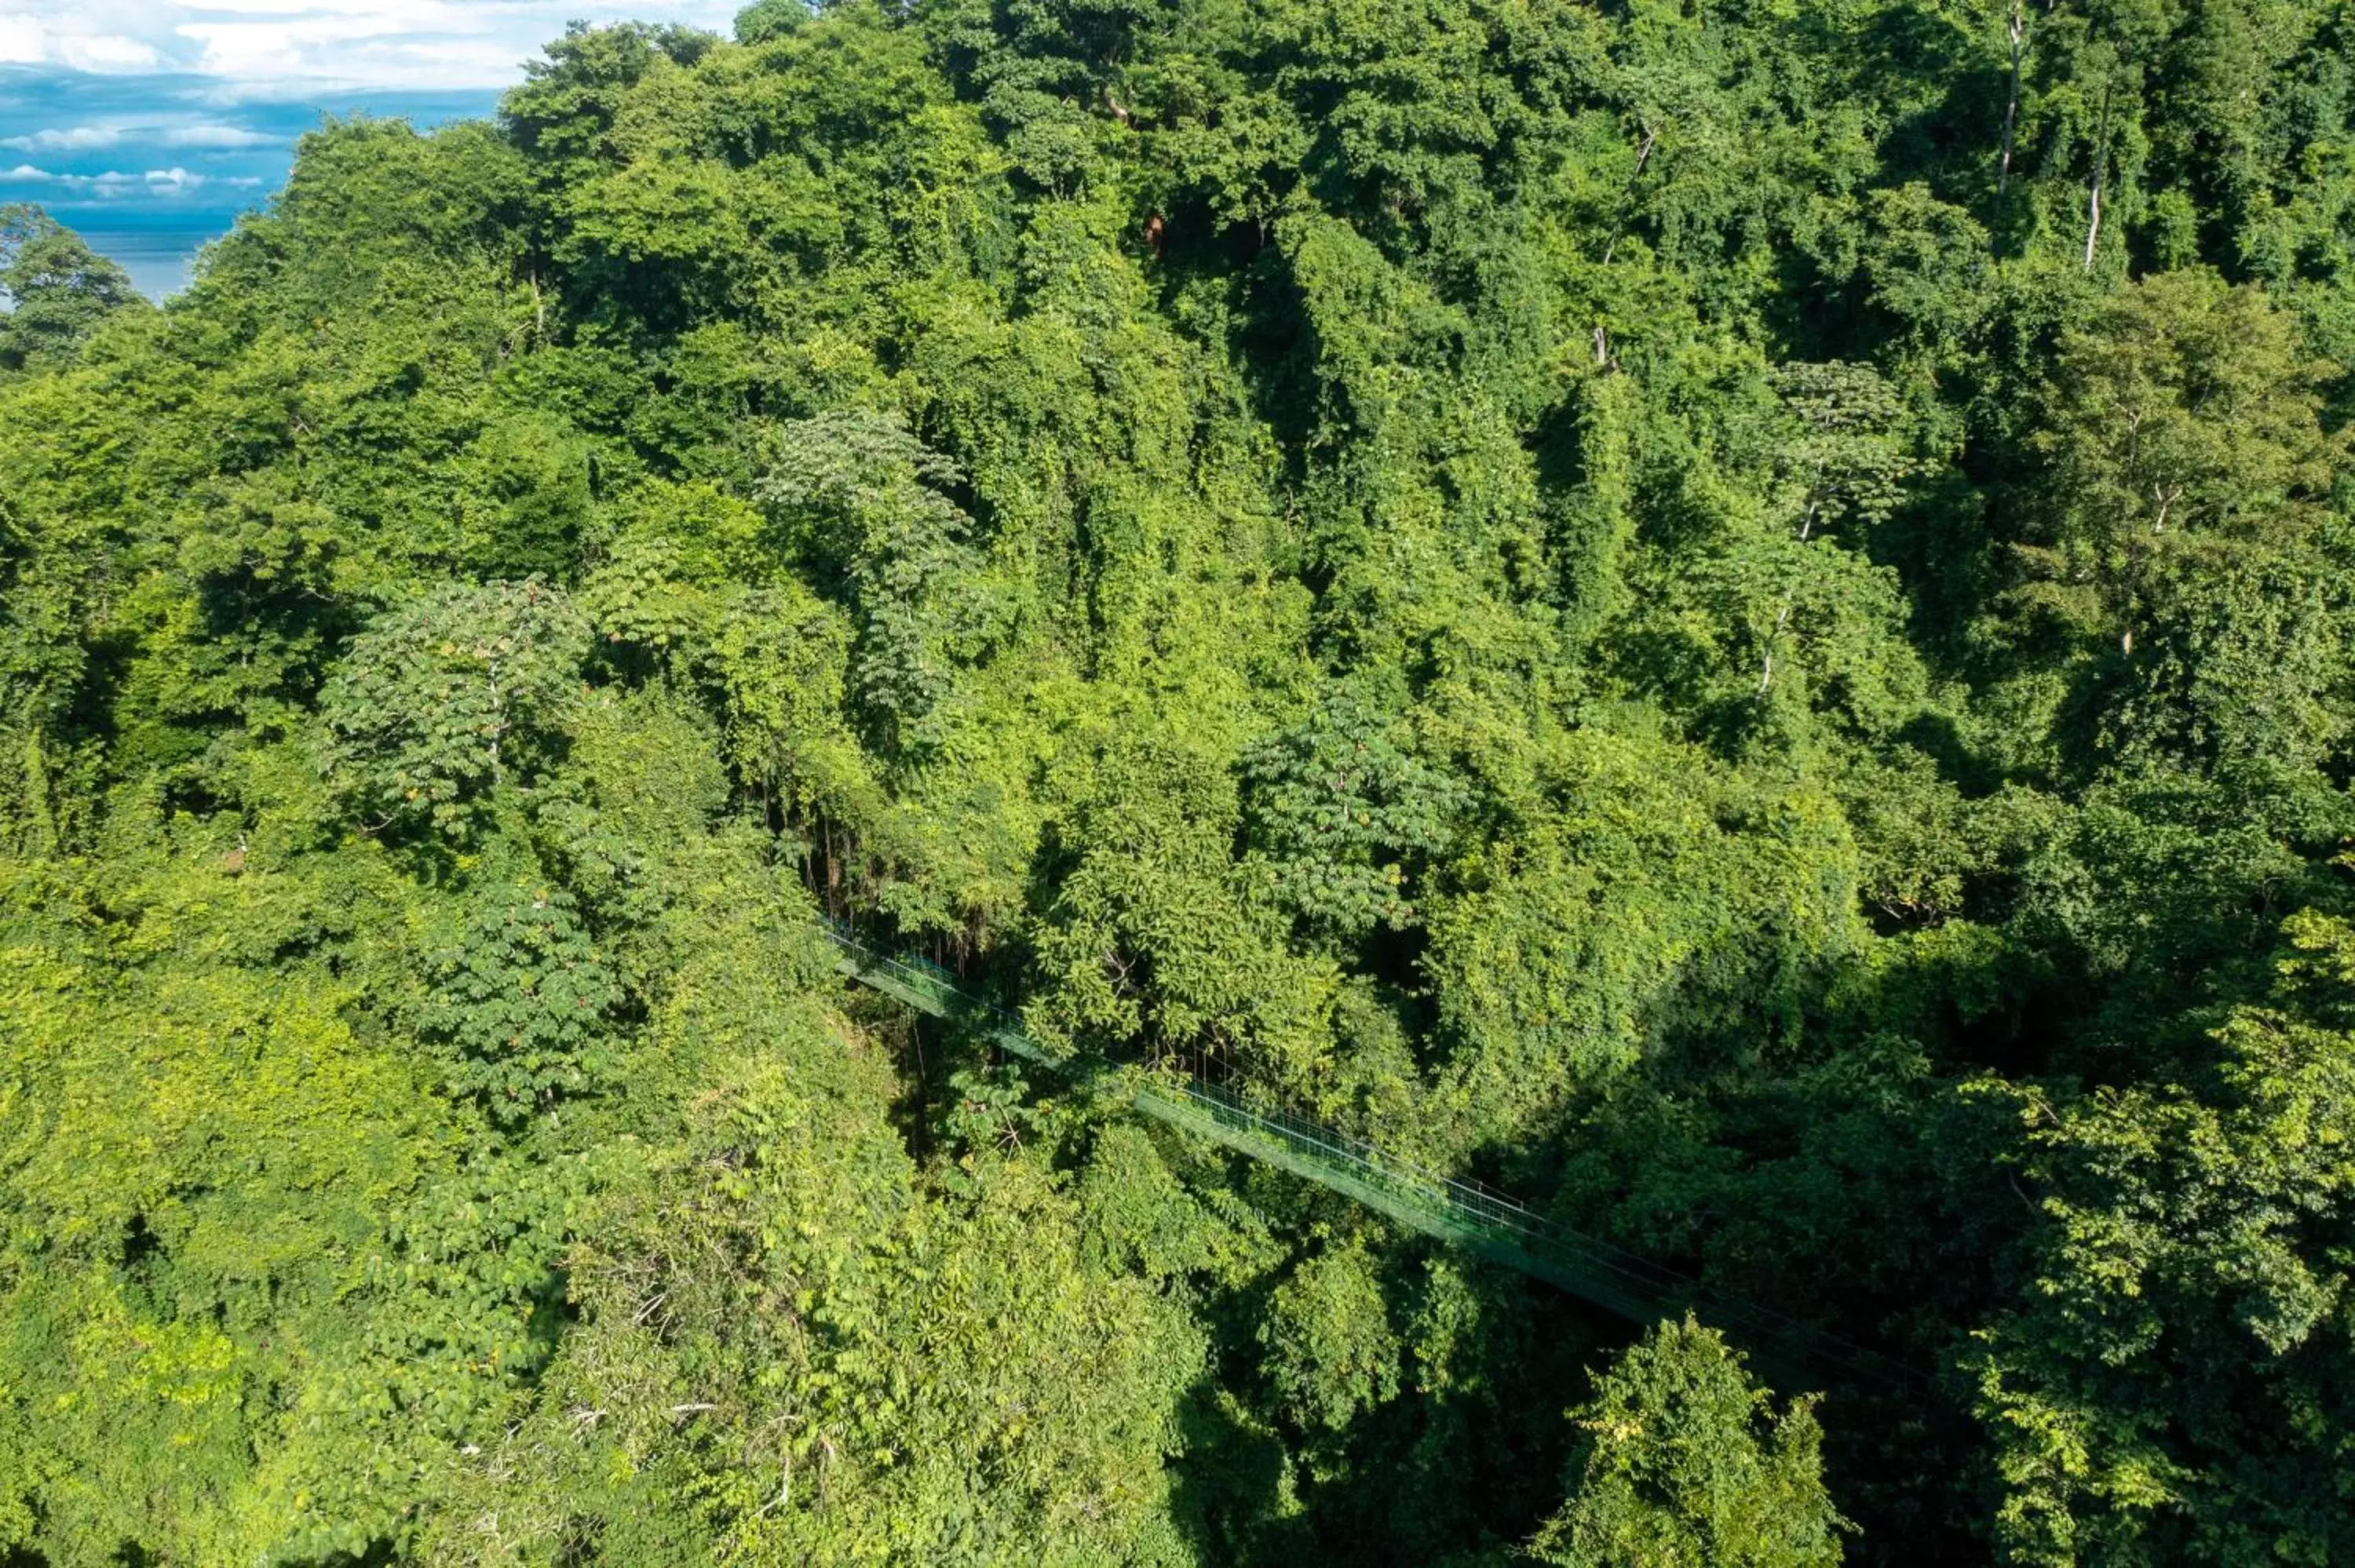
xmin=1765 ymin=361 xmax=1916 ymax=540
xmin=1078 ymin=1121 xmax=1276 ymax=1286
xmin=320 ymin=579 xmax=591 ymax=836
xmin=2019 ymin=270 xmax=2345 ymax=656
xmin=1262 ymin=1239 xmax=1405 ymax=1432
xmin=2 ymin=0 xmax=2355 ymax=1559
xmin=407 ymin=939 xmax=1204 ymax=1564
xmin=1243 ymin=675 xmax=1467 ymax=941
xmin=1026 ymin=734 xmax=1338 ymax=1092
xmin=756 ymin=410 xmax=982 ymax=755
xmin=1528 ymin=1317 xmax=1844 ymax=1568
xmin=0 ymin=841 xmax=477 ymax=1562
xmin=1420 ymin=729 xmax=1864 ymax=1147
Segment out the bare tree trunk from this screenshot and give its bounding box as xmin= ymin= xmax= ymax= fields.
xmin=1601 ymin=122 xmax=1658 ymax=267
xmin=1758 ymin=603 xmax=1794 ymax=695
xmin=2083 ymin=79 xmax=2112 ymax=273
xmin=487 ymin=659 xmax=502 ymax=786
xmin=1998 ymin=0 xmax=2025 ymax=199
xmin=2082 ymin=162 xmax=2105 ymax=271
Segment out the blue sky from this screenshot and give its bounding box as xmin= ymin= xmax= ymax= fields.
xmin=0 ymin=2 xmax=748 ymax=296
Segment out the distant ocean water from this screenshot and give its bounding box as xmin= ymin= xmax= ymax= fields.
xmin=1 ymin=72 xmax=505 ymax=301
xmin=74 ymin=225 xmax=214 ymax=300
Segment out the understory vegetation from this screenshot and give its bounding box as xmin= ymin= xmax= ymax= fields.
xmin=5 ymin=0 xmax=2355 ymax=1560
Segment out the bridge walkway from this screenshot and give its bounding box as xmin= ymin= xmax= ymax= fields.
xmin=830 ymin=928 xmax=1918 ymax=1393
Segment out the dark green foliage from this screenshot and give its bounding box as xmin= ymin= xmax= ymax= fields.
xmin=2 ymin=0 xmax=2355 ymax=1560
xmin=419 ymin=875 xmax=623 ymax=1125
xmin=1968 ymin=906 xmax=2355 ymax=1565
xmin=1243 ymin=676 xmax=1466 ymax=940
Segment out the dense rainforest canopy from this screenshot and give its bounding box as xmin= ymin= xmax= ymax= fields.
xmin=5 ymin=0 xmax=2355 ymax=1560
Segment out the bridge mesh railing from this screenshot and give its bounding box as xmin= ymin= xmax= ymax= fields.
xmin=823 ymin=921 xmax=1916 ymax=1388
xmin=1145 ymin=1076 xmax=1905 ymax=1383
xmin=1152 ymin=1076 xmax=1669 ymax=1269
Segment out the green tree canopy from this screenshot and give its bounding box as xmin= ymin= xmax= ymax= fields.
xmin=1 ymin=0 xmax=2353 ymax=1560
xmin=1528 ymin=1317 xmax=1846 ymax=1568
xmin=0 ymin=206 xmax=143 ymax=378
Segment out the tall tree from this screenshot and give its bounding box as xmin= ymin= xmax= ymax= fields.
xmin=1527 ymin=1316 xmax=1846 ymax=1568
xmin=0 ymin=206 xmax=142 ymax=377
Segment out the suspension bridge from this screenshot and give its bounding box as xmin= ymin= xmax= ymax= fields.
xmin=827 ymin=923 xmax=1919 ymax=1394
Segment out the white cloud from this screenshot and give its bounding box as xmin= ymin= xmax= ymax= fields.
xmin=56 ymin=33 xmax=159 ymax=71
xmin=0 ymin=15 xmax=162 ymax=74
xmin=0 ymin=2 xmax=750 ymax=96
xmin=1 ymin=121 xmax=280 ymax=153
xmin=1 ymin=126 xmax=124 ymax=151
xmin=1 ymin=162 xmax=210 ymax=193
xmin=160 ymin=123 xmax=279 ymax=148
xmin=0 ymin=17 xmax=46 ymax=64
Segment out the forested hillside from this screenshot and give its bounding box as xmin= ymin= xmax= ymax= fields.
xmin=4 ymin=0 xmax=2354 ymax=1561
